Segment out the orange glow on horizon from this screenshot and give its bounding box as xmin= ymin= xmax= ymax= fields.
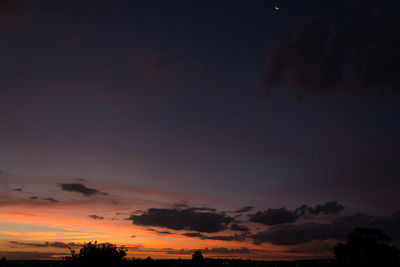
xmin=0 ymin=204 xmax=316 ymax=261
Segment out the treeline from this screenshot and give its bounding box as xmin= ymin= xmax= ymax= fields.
xmin=0 ymin=258 xmax=337 ymax=267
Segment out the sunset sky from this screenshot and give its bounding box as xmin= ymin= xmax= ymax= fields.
xmin=1 ymin=0 xmax=400 ymax=261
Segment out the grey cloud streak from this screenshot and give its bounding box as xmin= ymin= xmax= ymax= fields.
xmin=58 ymin=183 xmax=107 ymax=197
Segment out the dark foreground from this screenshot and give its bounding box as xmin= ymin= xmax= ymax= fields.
xmin=1 ymin=259 xmax=336 ymax=267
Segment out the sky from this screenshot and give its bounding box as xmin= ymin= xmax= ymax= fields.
xmin=1 ymin=0 xmax=400 ymax=261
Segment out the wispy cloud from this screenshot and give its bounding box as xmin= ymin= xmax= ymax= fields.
xmin=88 ymin=215 xmax=104 ymax=220
xmin=235 ymin=206 xmax=254 ymax=213
xmin=9 ymin=241 xmax=81 ymax=248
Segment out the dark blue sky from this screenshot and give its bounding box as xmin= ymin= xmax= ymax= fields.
xmin=1 ymin=0 xmax=400 ymax=260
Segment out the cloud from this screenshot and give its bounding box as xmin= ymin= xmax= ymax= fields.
xmin=295 ymin=201 xmax=344 ymax=216
xmin=58 ymin=183 xmax=106 ymax=197
xmin=250 ymin=201 xmax=345 ymax=226
xmin=230 ymin=223 xmax=250 ymax=232
xmin=147 ymin=228 xmax=172 ymax=234
xmin=29 ymin=196 xmax=59 ymax=203
xmin=251 ymin=222 xmax=332 ymax=245
xmin=12 ymin=188 xmax=23 ymax=192
xmin=373 ymin=210 xmax=400 ymax=241
xmin=182 ymin=232 xmax=204 ymax=238
xmin=205 ymin=234 xmax=246 ymax=241
xmin=129 ymin=207 xmax=233 ymax=233
xmin=258 ymin=3 xmax=400 ymax=99
xmin=44 ymin=197 xmax=59 ymax=203
xmin=235 ymin=206 xmax=254 ymax=213
xmin=172 ymin=202 xmax=216 ymax=212
xmin=187 ymin=207 xmax=217 ymax=212
xmin=310 ymin=201 xmax=344 ymax=215
xmin=88 ymin=215 xmax=104 ymax=220
xmin=249 ymin=207 xmax=298 ymax=226
xmin=285 ymin=240 xmax=337 ymax=256
xmin=182 ymin=232 xmax=246 ymax=242
xmin=9 ymin=241 xmax=81 ymax=248
xmin=250 ymin=212 xmax=374 ymax=245
xmin=0 ymin=251 xmax=65 ymax=260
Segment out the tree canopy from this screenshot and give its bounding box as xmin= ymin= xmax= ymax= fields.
xmin=335 ymin=228 xmax=400 ymax=267
xmin=65 ymin=241 xmax=127 ymax=267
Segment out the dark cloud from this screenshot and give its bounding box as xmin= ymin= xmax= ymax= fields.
xmin=252 ymin=222 xmax=331 ymax=246
xmin=235 ymin=206 xmax=254 ymax=213
xmin=88 ymin=215 xmax=104 ymax=220
xmin=187 ymin=207 xmax=217 ymax=212
xmin=258 ymin=2 xmax=400 ymax=99
xmin=230 ymin=223 xmax=250 ymax=232
xmin=295 ymin=201 xmax=344 ymax=216
xmin=329 ymin=212 xmax=375 ymax=239
xmin=251 ymin=212 xmax=374 ymax=245
xmin=172 ymin=202 xmax=190 ymax=209
xmin=154 ymin=231 xmax=172 ymax=234
xmin=249 ymin=207 xmax=298 ymax=225
xmin=310 ymin=201 xmax=344 ymax=215
xmin=251 ymin=201 xmax=345 ymax=226
xmin=9 ymin=241 xmax=81 ymax=248
xmin=171 ymin=202 xmax=216 ymax=212
xmin=285 ymin=240 xmax=336 ymax=256
xmin=182 ymin=232 xmax=204 ymax=238
xmin=44 ymin=197 xmax=59 ymax=203
xmin=373 ymin=210 xmax=400 ymax=241
xmin=147 ymin=228 xmax=172 ymax=234
xmin=29 ymin=196 xmax=59 ymax=203
xmin=58 ymin=183 xmax=106 ymax=197
xmin=130 ymin=208 xmax=233 ymax=233
xmin=205 ymin=234 xmax=246 ymax=241
xmin=182 ymin=232 xmax=246 ymax=241
xmin=0 ymin=251 xmax=65 ymax=260
xmin=294 ymin=204 xmax=313 ymax=217
xmin=12 ymin=188 xmax=23 ymax=192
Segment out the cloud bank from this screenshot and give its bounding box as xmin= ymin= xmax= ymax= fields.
xmin=258 ymin=3 xmax=400 ymax=99
xmin=129 ymin=207 xmax=233 ymax=233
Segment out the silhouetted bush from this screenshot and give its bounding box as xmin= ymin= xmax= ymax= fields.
xmin=0 ymin=257 xmax=7 ymax=267
xmin=65 ymin=241 xmax=127 ymax=267
xmin=335 ymin=228 xmax=400 ymax=267
xmin=192 ymin=250 xmax=203 ymax=267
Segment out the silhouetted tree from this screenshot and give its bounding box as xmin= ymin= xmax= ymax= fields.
xmin=335 ymin=228 xmax=400 ymax=267
xmin=0 ymin=257 xmax=7 ymax=267
xmin=65 ymin=241 xmax=127 ymax=267
xmin=192 ymin=250 xmax=204 ymax=267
